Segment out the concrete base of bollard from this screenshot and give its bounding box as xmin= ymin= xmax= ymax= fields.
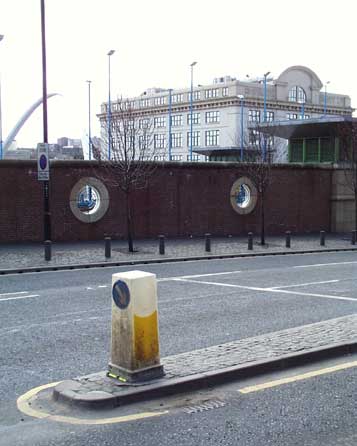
xmin=108 ymin=362 xmax=164 ymax=383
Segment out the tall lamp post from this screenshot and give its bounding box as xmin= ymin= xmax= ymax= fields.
xmin=40 ymin=0 xmax=51 ymax=241
xmin=0 ymin=34 xmax=4 ymax=160
xmin=107 ymin=49 xmax=115 ymax=160
xmin=168 ymin=88 xmax=172 ymax=160
xmin=324 ymin=81 xmax=330 ymax=116
xmin=86 ymin=80 xmax=92 ymax=160
xmin=238 ymin=95 xmax=244 ymax=161
xmin=189 ymin=61 xmax=197 ymax=162
xmin=263 ymin=71 xmax=271 ymax=161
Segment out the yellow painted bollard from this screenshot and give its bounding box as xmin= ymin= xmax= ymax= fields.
xmin=108 ymin=271 xmax=164 ymax=382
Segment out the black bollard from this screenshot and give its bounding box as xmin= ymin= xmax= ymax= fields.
xmin=105 ymin=236 xmax=111 ymax=258
xmin=285 ymin=231 xmax=291 ymax=248
xmin=320 ymin=230 xmax=325 ymax=246
xmin=248 ymin=232 xmax=253 ymax=250
xmin=44 ymin=240 xmax=52 ymax=261
xmin=159 ymin=235 xmax=165 ymax=255
xmin=352 ymin=230 xmax=357 ymax=245
xmin=205 ymin=233 xmax=211 ymax=253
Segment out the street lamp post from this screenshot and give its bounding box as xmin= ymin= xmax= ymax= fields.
xmin=0 ymin=34 xmax=4 ymax=160
xmin=40 ymin=0 xmax=51 ymax=241
xmin=324 ymin=81 xmax=330 ymax=116
xmin=301 ymin=100 xmax=305 ymax=120
xmin=189 ymin=61 xmax=197 ymax=162
xmin=168 ymin=88 xmax=172 ymax=160
xmin=107 ymin=49 xmax=115 ymax=160
xmin=86 ymin=80 xmax=92 ymax=160
xmin=263 ymin=71 xmax=271 ymax=161
xmin=238 ymin=95 xmax=244 ymax=161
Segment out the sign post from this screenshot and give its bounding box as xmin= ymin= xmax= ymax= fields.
xmin=37 ymin=143 xmax=49 ymax=181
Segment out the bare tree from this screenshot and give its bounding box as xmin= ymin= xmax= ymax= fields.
xmin=242 ymin=126 xmax=284 ymax=245
xmin=336 ymin=119 xmax=357 ymax=231
xmin=97 ymin=99 xmax=166 ymax=252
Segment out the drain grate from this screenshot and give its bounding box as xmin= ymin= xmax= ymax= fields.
xmin=184 ymin=400 xmax=226 ymax=414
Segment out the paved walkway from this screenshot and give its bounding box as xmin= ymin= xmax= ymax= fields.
xmin=53 ymin=314 xmax=357 ymax=407
xmin=1 ymin=233 xmax=356 ymax=270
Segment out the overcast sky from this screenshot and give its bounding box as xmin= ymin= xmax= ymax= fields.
xmin=0 ymin=0 xmax=356 ymax=156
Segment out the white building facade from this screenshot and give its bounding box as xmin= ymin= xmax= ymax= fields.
xmin=98 ymin=66 xmax=353 ymax=162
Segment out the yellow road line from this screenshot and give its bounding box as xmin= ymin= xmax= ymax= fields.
xmin=17 ymin=381 xmax=168 ymax=425
xmin=238 ymin=360 xmax=357 ymax=394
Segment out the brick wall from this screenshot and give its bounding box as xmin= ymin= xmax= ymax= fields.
xmin=0 ymin=160 xmax=333 ymax=242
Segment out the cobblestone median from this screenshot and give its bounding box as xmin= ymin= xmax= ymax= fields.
xmin=61 ymin=314 xmax=357 ymax=400
xmin=1 ymin=234 xmax=356 ymax=270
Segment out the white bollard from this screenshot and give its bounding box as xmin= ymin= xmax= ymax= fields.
xmin=108 ymin=270 xmax=164 ymax=382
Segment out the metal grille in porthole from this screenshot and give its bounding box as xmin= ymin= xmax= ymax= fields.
xmin=230 ymin=177 xmax=258 ymax=215
xmin=236 ymin=184 xmax=251 ymax=209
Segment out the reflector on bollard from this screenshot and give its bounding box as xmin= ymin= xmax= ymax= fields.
xmin=108 ymin=270 xmax=164 ymax=382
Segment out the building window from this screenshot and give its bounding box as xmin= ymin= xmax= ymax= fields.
xmin=187 ymin=112 xmax=201 ymax=125
xmin=205 ymin=111 xmax=220 ymax=123
xmin=188 ymin=91 xmax=201 ymax=101
xmin=286 ymin=113 xmax=298 ymax=120
xmin=171 ymin=155 xmax=182 ymax=161
xmin=171 ymin=133 xmax=182 ymax=148
xmin=299 ymin=114 xmax=310 ymax=120
xmin=187 ymin=131 xmax=201 ymax=147
xmin=125 ymin=135 xmax=135 ymax=149
xmin=154 ymin=116 xmax=166 ymax=128
xmin=205 ymin=130 xmax=219 ymax=146
xmin=249 ymin=130 xmax=260 ymax=146
xmin=154 ymin=155 xmax=165 ymax=161
xmin=265 ymin=111 xmax=274 ymax=122
xmin=140 ymin=98 xmax=151 ymax=107
xmin=171 ymin=114 xmax=183 ymax=126
xmin=205 ymin=88 xmax=219 ymax=99
xmin=139 ymin=135 xmax=150 ymax=149
xmin=154 ymin=96 xmax=166 ymax=106
xmin=139 ymin=118 xmax=149 ymax=129
xmin=154 ymin=134 xmax=166 ymax=149
xmin=288 ymin=86 xmax=306 ymax=104
xmin=187 ymin=154 xmax=201 ymax=161
xmin=249 ymin=110 xmax=260 ymax=122
xmin=222 ymin=87 xmax=228 ymax=97
xmin=172 ymin=93 xmax=183 ymax=103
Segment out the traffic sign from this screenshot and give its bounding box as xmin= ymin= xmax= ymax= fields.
xmin=37 ymin=143 xmax=49 ymax=181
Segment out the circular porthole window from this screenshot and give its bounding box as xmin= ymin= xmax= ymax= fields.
xmin=70 ymin=177 xmax=109 ymax=223
xmin=230 ymin=177 xmax=257 ymax=215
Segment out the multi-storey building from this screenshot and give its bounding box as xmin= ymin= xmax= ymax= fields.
xmin=98 ymin=65 xmax=353 ymax=162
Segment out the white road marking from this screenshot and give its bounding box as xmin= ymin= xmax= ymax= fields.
xmin=0 ymin=294 xmax=40 ymax=302
xmin=0 ymin=315 xmax=109 ymax=337
xmin=0 ymin=291 xmax=29 ymax=296
xmin=98 ymin=285 xmax=108 ymax=288
xmin=158 ymin=270 xmax=241 ymax=282
xmin=295 ymin=261 xmax=357 ymax=268
xmin=269 ymin=279 xmax=340 ymax=289
xmin=175 ymin=278 xmax=357 ymax=302
xmin=264 ymin=288 xmax=357 ymax=302
xmin=174 ymin=278 xmax=268 ymax=292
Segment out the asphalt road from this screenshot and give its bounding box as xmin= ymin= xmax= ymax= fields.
xmin=1 ymin=251 xmax=357 ymax=445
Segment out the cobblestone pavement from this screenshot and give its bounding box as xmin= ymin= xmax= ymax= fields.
xmin=1 ymin=233 xmax=356 ymax=270
xmin=64 ymin=314 xmax=357 ymax=399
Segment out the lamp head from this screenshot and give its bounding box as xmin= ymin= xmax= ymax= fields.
xmin=264 ymin=71 xmax=271 ymax=77
xmin=190 ymin=61 xmax=197 ymax=67
xmin=107 ymin=49 xmax=115 ymax=56
xmin=237 ymin=94 xmax=244 ymax=100
xmin=0 ymin=35 xmax=3 ymax=42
